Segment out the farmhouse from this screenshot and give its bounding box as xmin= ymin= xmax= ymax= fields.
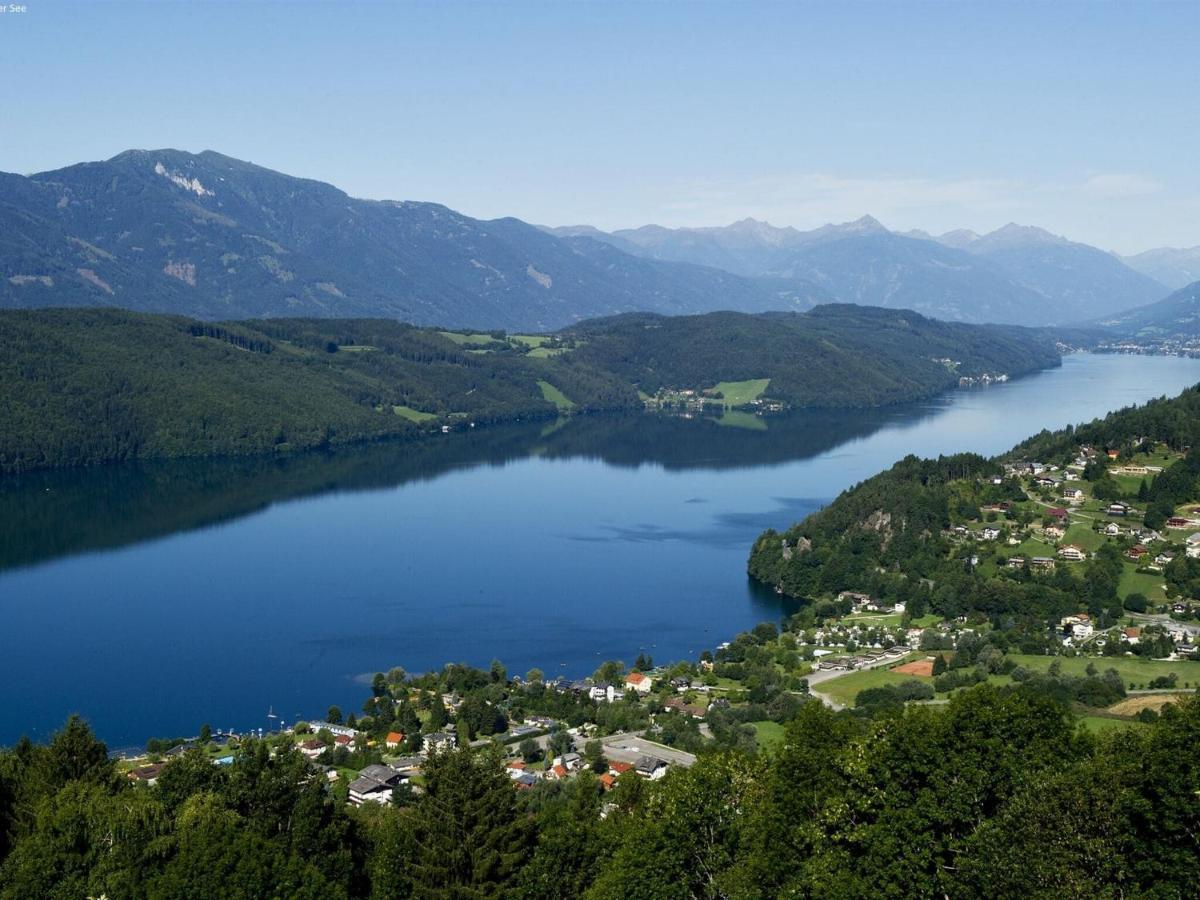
xmin=1057 ymin=545 xmax=1087 ymax=562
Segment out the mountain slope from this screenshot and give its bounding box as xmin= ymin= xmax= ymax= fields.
xmin=568 ymin=303 xmax=1061 ymax=407
xmin=1121 ymin=246 xmax=1200 ymax=291
xmin=962 ymin=224 xmax=1167 ymax=322
xmin=0 ymin=150 xmax=788 ymax=331
xmin=0 ymin=304 xmax=1062 ymax=473
xmin=1096 ymin=279 xmax=1200 ymax=338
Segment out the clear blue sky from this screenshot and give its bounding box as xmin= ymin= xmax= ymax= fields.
xmin=2 ymin=0 xmax=1197 ymax=253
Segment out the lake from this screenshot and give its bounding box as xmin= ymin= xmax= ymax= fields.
xmin=2 ymin=352 xmax=1199 ymax=748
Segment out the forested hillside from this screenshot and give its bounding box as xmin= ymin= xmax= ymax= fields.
xmin=0 ymin=305 xmax=1062 ymax=474
xmin=748 ymin=383 xmax=1200 ymax=636
xmin=570 ymin=305 xmax=1060 ymax=407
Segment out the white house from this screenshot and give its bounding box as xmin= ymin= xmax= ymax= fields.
xmin=624 ymin=672 xmax=653 ymax=695
xmin=1057 ymin=545 xmax=1087 ymax=562
xmin=634 ymin=755 xmax=669 ymax=780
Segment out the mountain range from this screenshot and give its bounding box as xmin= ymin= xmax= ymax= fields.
xmin=0 ymin=148 xmax=1189 ymax=331
xmin=0 ymin=150 xmax=816 ymax=332
xmin=1095 ymin=279 xmax=1200 ymax=339
xmin=1119 ymin=246 xmax=1200 ymax=291
xmin=549 ymin=217 xmax=1169 ymax=326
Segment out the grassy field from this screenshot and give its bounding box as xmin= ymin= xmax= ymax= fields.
xmin=510 ymin=334 xmax=551 ymax=348
xmin=526 ymin=346 xmax=566 ymax=358
xmin=1009 ymin=654 xmax=1200 ymax=690
xmin=537 ymin=380 xmax=575 ymax=411
xmin=713 ymin=378 xmax=770 ymax=406
xmin=750 ymin=720 xmax=786 ymax=749
xmin=819 ymin=663 xmax=929 ymax=708
xmin=1063 ymin=523 xmax=1106 ymax=551
xmin=392 ymin=405 xmax=438 ymax=423
xmin=439 ymin=331 xmax=497 ymax=346
xmin=1118 ymin=564 xmax=1169 ymax=602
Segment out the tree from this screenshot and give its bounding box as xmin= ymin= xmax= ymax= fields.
xmin=525 ymin=668 xmax=544 ymax=684
xmin=490 ymin=659 xmax=507 ymax=684
xmin=409 ymin=747 xmax=534 ymax=897
xmin=519 ymin=738 xmax=542 ymax=764
xmin=372 ymin=673 xmax=388 ymax=697
xmin=198 ymin=723 xmax=212 ymax=745
xmin=548 ymin=730 xmax=574 ymax=758
xmin=427 ymin=695 xmax=448 ymax=731
xmin=325 ymin=706 xmax=342 ymax=726
xmin=584 ymin=739 xmax=607 ymax=774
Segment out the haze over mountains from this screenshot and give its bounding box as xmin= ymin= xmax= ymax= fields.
xmin=1119 ymin=246 xmax=1200 ymax=291
xmin=1097 ymin=279 xmax=1200 ymax=339
xmin=550 ymin=217 xmax=1170 ymax=326
xmin=0 ymin=148 xmax=1191 ymax=332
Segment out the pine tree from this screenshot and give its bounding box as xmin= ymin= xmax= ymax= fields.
xmin=409 ymin=747 xmax=533 ymax=898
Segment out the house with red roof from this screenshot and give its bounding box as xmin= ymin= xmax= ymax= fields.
xmin=624 ymin=671 xmax=653 ymax=694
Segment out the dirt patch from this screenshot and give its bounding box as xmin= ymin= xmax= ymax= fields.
xmin=893 ymin=659 xmax=934 ymax=677
xmin=1108 ymin=693 xmax=1190 ymax=716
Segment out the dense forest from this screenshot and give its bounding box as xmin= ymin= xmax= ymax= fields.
xmin=1 ymin=687 xmax=1197 ymax=898
xmin=0 ymin=305 xmax=1061 ymax=474
xmin=569 ymin=305 xmax=1062 ymax=407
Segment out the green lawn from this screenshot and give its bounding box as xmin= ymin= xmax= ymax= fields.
xmin=1113 ymin=474 xmax=1150 ymax=494
xmin=909 ymin=613 xmax=943 ymax=628
xmin=537 ymin=380 xmax=575 ymax=411
xmin=1118 ymin=564 xmax=1169 ymax=602
xmin=750 ymin=720 xmax=786 ymax=750
xmin=1063 ymin=523 xmax=1105 ymax=551
xmin=526 ymin=346 xmax=566 ymax=358
xmin=1078 ymin=715 xmax=1145 ymax=734
xmin=712 ymin=378 xmax=770 ymax=406
xmin=392 ymin=405 xmax=438 ymax=423
xmin=1009 ymin=654 xmax=1200 ymax=690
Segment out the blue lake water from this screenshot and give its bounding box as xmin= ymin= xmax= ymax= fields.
xmin=2 ymin=352 xmax=1199 ymax=747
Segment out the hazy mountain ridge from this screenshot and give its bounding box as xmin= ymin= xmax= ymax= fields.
xmin=1096 ymin=279 xmax=1200 ymax=338
xmin=555 ymin=217 xmax=1170 ymax=325
xmin=0 ymin=150 xmax=795 ymax=331
xmin=1121 ymin=246 xmax=1200 ymax=291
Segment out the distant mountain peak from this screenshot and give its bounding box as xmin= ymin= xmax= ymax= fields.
xmin=979 ymin=222 xmax=1068 ymax=247
xmin=843 ymin=214 xmax=887 ymax=233
xmin=936 ymin=228 xmax=981 ymax=249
